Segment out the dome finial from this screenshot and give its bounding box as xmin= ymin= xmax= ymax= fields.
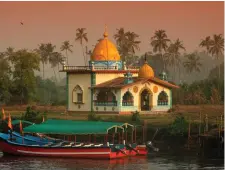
xmin=103 ymin=24 xmax=108 ymax=38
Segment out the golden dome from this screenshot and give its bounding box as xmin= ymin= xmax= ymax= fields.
xmin=138 ymin=61 xmax=154 ymax=78
xmin=91 ymin=26 xmax=120 ymax=61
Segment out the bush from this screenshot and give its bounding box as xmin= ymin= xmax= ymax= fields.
xmin=168 ymin=115 xmax=188 ymax=136
xmin=21 ymin=106 xmax=47 ymax=124
xmin=88 ymin=112 xmax=101 ymax=121
xmin=131 ymin=111 xmax=141 ymax=122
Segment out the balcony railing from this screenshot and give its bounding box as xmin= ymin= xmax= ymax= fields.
xmin=63 ymin=66 xmax=92 ymax=71
xmin=122 ymin=101 xmax=134 ymax=106
xmin=94 ymin=101 xmax=117 ymax=106
xmin=157 ymin=101 xmax=168 ymax=106
xmin=62 ymin=65 xmax=140 ymax=71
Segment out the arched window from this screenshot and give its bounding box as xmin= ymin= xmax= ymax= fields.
xmin=157 ymin=91 xmax=168 ymax=106
xmin=72 ymin=85 xmax=83 ymax=103
xmin=95 ymin=90 xmax=117 ymax=106
xmin=122 ymin=91 xmax=134 ymax=106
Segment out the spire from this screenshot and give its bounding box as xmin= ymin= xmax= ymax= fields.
xmin=103 ymin=24 xmax=108 ymax=38
xmin=144 ymin=53 xmax=147 ymax=63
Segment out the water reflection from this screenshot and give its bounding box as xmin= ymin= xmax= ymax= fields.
xmin=0 ymin=152 xmax=224 ymax=170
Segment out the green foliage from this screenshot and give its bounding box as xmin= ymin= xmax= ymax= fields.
xmin=8 ymin=49 xmax=40 ymax=104
xmin=21 ymin=106 xmax=47 ymax=124
xmin=0 ymin=57 xmax=12 ymax=103
xmin=168 ymin=115 xmax=188 ymax=136
xmin=131 ymin=111 xmax=141 ymax=122
xmin=87 ymin=112 xmax=101 ymax=121
xmin=173 ymin=78 xmax=224 ymax=105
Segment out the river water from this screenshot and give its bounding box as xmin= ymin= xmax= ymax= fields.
xmin=0 ymin=151 xmax=224 ymax=170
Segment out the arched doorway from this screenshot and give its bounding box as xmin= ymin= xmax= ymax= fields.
xmin=140 ymin=89 xmax=152 ymax=111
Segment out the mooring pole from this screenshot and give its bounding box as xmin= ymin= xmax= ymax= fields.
xmin=112 ymin=133 xmax=115 ymax=144
xmin=198 ymin=112 xmax=202 ymax=144
xmin=125 ymin=131 xmax=127 ymax=144
xmin=131 ymin=128 xmax=133 ymax=144
xmin=134 ymin=126 xmax=137 ymax=143
xmin=188 ymin=117 xmax=191 ymax=139
xmin=205 ymin=114 xmax=208 ymax=133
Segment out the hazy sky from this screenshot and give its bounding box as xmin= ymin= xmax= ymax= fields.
xmin=0 ymin=1 xmax=224 ymax=68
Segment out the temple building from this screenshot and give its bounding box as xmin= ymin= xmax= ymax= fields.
xmin=61 ymin=27 xmax=179 ymax=114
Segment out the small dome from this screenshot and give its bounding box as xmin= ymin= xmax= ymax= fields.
xmin=138 ymin=61 xmax=154 ymax=78
xmin=91 ymin=26 xmax=120 ymax=61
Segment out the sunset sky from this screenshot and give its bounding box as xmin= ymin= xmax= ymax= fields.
xmin=0 ymin=1 xmax=224 ymax=69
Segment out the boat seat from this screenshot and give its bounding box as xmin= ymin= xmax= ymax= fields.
xmin=83 ymin=144 xmax=94 ymax=147
xmin=73 ymin=143 xmax=84 ymax=147
xmin=51 ymin=142 xmax=64 ymax=147
xmin=94 ymin=144 xmax=103 ymax=147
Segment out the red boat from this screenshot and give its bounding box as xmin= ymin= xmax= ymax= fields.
xmin=0 ymin=120 xmax=151 ymax=159
xmin=0 ymin=138 xmax=129 ymax=159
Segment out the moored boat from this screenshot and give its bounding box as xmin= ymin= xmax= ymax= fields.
xmin=0 ymin=119 xmax=153 ymax=159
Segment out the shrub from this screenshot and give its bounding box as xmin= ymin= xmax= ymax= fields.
xmin=88 ymin=112 xmax=101 ymax=121
xmin=168 ymin=115 xmax=188 ymax=136
xmin=21 ymin=106 xmax=47 ymax=124
xmin=131 ymin=111 xmax=141 ymax=122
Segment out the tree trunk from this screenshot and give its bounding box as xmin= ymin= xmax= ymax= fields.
xmin=218 ymin=59 xmax=220 ymax=91
xmin=174 ymin=64 xmax=176 ymax=82
xmin=81 ymin=45 xmax=86 ymax=66
xmin=58 ymin=64 xmax=61 ymax=80
xmin=53 ymin=67 xmax=57 ymax=83
xmin=66 ymin=50 xmax=68 ymax=65
xmin=42 ymin=62 xmax=45 ymax=80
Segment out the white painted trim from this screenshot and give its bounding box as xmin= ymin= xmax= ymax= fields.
xmin=17 ymin=150 xmax=110 ymax=155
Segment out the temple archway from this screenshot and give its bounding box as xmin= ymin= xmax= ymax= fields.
xmin=139 ymin=88 xmax=153 ymax=111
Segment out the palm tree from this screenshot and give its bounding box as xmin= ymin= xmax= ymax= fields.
xmin=208 ymin=34 xmax=224 ymax=79
xmin=114 ymin=29 xmax=141 ymax=62
xmin=5 ymin=47 xmax=14 ymax=58
xmin=36 ymin=43 xmax=48 ymax=79
xmin=199 ymin=36 xmax=212 ymax=54
xmin=165 ymin=39 xmax=185 ymax=81
xmin=114 ymin=28 xmax=127 ymax=46
xmin=150 ymin=29 xmax=170 ymax=71
xmin=75 ymin=28 xmax=88 ymax=66
xmin=60 ymin=41 xmax=73 ymax=65
xmin=126 ymin=31 xmax=141 ymax=55
xmin=49 ymin=52 xmax=63 ymax=82
xmin=183 ymin=53 xmax=202 ymax=73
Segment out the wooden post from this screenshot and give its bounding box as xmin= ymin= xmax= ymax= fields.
xmin=131 ymin=128 xmax=133 ymax=144
xmin=112 ymin=133 xmax=115 ymax=144
xmin=89 ymin=134 xmax=91 ymax=143
xmin=74 ymin=135 xmax=76 ymax=144
xmin=142 ymin=125 xmax=145 ymax=144
xmin=188 ymin=117 xmax=191 ymax=139
xmin=199 ymin=112 xmax=201 ymax=135
xmin=198 ymin=112 xmax=202 ymax=144
xmin=125 ymin=131 xmax=127 ymax=143
xmin=205 ymin=114 xmax=208 ymax=133
xmin=134 ymin=126 xmax=137 ymax=143
xmin=106 ymin=134 xmax=108 ymax=143
xmin=220 ymin=114 xmax=223 ymax=129
xmin=118 ymin=132 xmax=120 ymax=144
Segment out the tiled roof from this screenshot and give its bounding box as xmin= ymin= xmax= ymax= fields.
xmin=91 ymin=77 xmax=179 ymax=89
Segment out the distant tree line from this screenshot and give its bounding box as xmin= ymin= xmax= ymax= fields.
xmin=0 ymin=27 xmax=224 ymax=105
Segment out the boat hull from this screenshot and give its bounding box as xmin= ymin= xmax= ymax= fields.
xmin=136 ymin=145 xmax=148 ymax=155
xmin=0 ymin=139 xmax=127 ymax=159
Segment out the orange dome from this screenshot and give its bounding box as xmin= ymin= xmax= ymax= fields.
xmin=91 ymin=27 xmax=120 ymax=61
xmin=138 ymin=62 xmax=154 ymax=78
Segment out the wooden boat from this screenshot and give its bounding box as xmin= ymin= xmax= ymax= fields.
xmin=0 ymin=119 xmax=150 ymax=159
xmin=0 ymin=137 xmax=128 ymax=159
